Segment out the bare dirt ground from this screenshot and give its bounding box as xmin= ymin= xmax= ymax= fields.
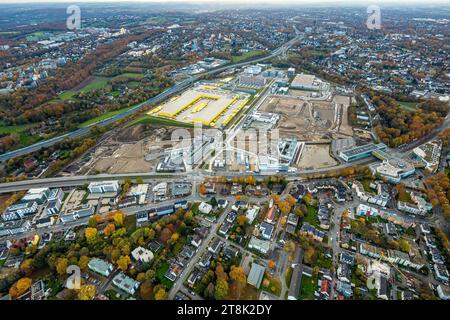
xmin=335 ymin=95 xmax=353 ymax=136
xmin=259 ymin=96 xmax=333 ymax=141
xmin=259 ymin=94 xmax=353 ymax=142
xmin=80 ymin=124 xmax=188 ymax=174
xmin=296 ymin=144 xmax=338 ymax=169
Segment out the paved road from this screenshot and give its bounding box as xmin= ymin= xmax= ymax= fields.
xmin=0 ymin=156 xmax=378 ymax=194
xmin=168 ymin=202 xmax=233 ymax=299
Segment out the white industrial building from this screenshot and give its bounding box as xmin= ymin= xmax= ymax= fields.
xmin=88 ymin=181 xmax=119 ymax=193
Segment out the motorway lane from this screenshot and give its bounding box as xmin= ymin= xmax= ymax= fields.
xmin=0 ymin=156 xmax=378 ymax=194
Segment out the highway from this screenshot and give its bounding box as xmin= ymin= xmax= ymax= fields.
xmin=0 ymin=28 xmax=301 ymax=163
xmin=0 ymin=156 xmax=377 ymax=194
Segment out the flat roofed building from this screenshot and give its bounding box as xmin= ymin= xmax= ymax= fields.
xmin=112 ymin=272 xmax=140 ymax=295
xmin=339 ymin=143 xmax=387 ymax=162
xmin=131 ymin=246 xmax=154 ymax=263
xmin=248 ymin=236 xmax=270 ymax=254
xmin=22 ymin=188 xmax=50 ymax=204
xmin=126 ymin=184 xmax=149 ymax=196
xmin=252 ymin=112 xmax=280 ymax=124
xmin=3 ymin=201 xmax=38 ymax=221
xmin=88 ymin=181 xmax=119 ymax=193
xmin=247 ymin=263 xmax=265 ymax=289
xmin=239 ymin=75 xmax=266 ymax=87
xmin=290 ymin=73 xmax=321 ymax=90
xmin=370 ymin=158 xmax=415 ymax=183
xmin=88 ymin=258 xmax=114 ymax=277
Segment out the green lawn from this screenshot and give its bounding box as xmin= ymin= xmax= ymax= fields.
xmin=232 ymin=50 xmax=265 ymax=63
xmin=299 ymin=275 xmax=316 ymax=300
xmin=112 ymin=73 xmax=144 ymax=82
xmin=124 ymin=215 xmax=137 ymax=233
xmin=0 ymin=123 xmax=30 ymax=135
xmin=129 ymin=115 xmax=194 ymax=128
xmin=79 ymin=106 xmax=136 ymax=128
xmin=361 ymin=179 xmax=376 ymax=194
xmin=303 ymin=205 xmax=321 ymax=228
xmin=58 ymin=90 xmax=77 ymax=101
xmin=80 ymin=77 xmax=110 ymax=93
xmin=398 ymin=101 xmax=418 ymax=111
xmin=0 ymin=31 xmax=19 ymax=35
xmin=285 ymin=267 xmax=293 ymax=288
xmin=0 ymin=122 xmax=41 ymax=148
xmin=155 ymin=262 xmax=174 ymax=289
xmin=57 ymin=77 xmax=110 ymax=101
xmin=261 ymin=274 xmax=282 ymax=297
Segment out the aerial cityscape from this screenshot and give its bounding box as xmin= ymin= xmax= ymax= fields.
xmin=0 ymin=0 xmax=449 ymax=305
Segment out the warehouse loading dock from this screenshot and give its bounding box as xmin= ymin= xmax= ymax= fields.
xmin=147 ymin=83 xmax=250 ymax=128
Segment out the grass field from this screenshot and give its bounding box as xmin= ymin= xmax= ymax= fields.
xmin=398 ymin=101 xmax=418 ymax=111
xmin=261 ymin=274 xmax=282 ymax=297
xmin=285 ymin=267 xmax=293 ymax=289
xmin=112 ymin=73 xmax=144 ymax=82
xmin=0 ymin=31 xmax=19 ymax=35
xmin=299 ymin=275 xmax=316 ymax=300
xmin=0 ymin=122 xmax=42 ymax=147
xmin=79 ymin=77 xmax=110 ymax=93
xmin=0 ymin=123 xmax=30 ymax=135
xmin=79 ymin=106 xmax=136 ymax=128
xmin=303 ymin=205 xmax=321 ymax=229
xmin=156 ymin=262 xmax=174 ymax=289
xmin=129 ymin=115 xmax=195 ymax=128
xmin=58 ymin=77 xmax=110 ymax=101
xmin=361 ymin=178 xmax=376 ymax=194
xmin=124 ymin=215 xmax=137 ymax=234
xmin=232 ymin=50 xmax=265 ymax=63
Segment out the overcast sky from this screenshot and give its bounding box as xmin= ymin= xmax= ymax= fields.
xmin=0 ymin=0 xmax=449 ymax=5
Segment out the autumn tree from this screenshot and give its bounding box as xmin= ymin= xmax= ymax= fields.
xmin=229 ymin=266 xmax=246 ymax=298
xmin=278 ymin=201 xmax=292 ymax=215
xmin=78 ymin=284 xmax=96 ymax=300
xmin=85 ymin=227 xmax=98 ymax=244
xmin=237 ymin=215 xmax=248 ymax=226
xmin=199 ymin=184 xmax=207 ymax=195
xmin=56 ymin=257 xmax=69 ymax=276
xmin=9 ymin=277 xmax=32 ymax=299
xmin=245 ymin=176 xmax=256 ymax=185
xmin=286 ymin=194 xmax=297 ymax=207
xmin=140 ymin=280 xmax=153 ymax=300
xmin=293 ymin=206 xmax=305 ymax=218
xmin=214 ymin=279 xmax=229 ymax=300
xmin=154 ymin=287 xmax=167 ymax=300
xmin=123 ymin=178 xmax=132 ymax=192
xmin=113 ymin=211 xmax=125 ymax=226
xmin=103 ymin=223 xmax=116 ymax=237
xmin=19 ymin=259 xmax=34 ymax=275
xmin=302 ymin=193 xmax=317 ymax=206
xmin=78 ymin=255 xmax=90 ymax=271
xmin=215 ymin=263 xmax=229 ymax=282
xmin=117 ymin=255 xmax=131 ymax=271
xmin=136 ymin=177 xmax=144 ymax=184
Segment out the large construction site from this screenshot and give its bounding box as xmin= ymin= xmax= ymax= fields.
xmin=258 ymin=94 xmax=353 ymax=141
xmin=147 ymin=83 xmax=250 ymax=128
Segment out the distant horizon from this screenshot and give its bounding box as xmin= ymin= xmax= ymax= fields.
xmin=1 ymin=0 xmax=450 ymax=6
